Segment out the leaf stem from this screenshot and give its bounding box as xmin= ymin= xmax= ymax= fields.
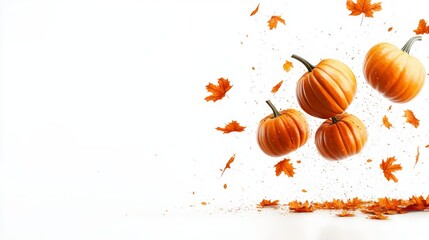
xmin=266 ymin=100 xmax=281 ymax=118
xmin=401 ymin=36 xmax=422 ymax=54
xmin=291 ymin=54 xmax=315 ymax=72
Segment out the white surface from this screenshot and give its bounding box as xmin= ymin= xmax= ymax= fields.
xmin=1 ymin=0 xmax=429 ymax=239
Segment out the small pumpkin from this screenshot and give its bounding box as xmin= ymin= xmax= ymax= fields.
xmin=315 ymin=113 xmax=367 ymax=160
xmin=363 ymin=36 xmax=426 ymax=103
xmin=292 ymin=54 xmax=357 ymax=119
xmin=257 ymin=100 xmax=309 ymax=157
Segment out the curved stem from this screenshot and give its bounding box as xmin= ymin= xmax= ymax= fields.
xmin=266 ymin=100 xmax=281 ymax=118
xmin=401 ymin=36 xmax=422 ymax=53
xmin=291 ymin=54 xmax=315 ymax=72
xmin=331 ymin=117 xmax=339 ymax=124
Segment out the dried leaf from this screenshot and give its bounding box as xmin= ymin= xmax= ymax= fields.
xmin=382 ymin=115 xmax=392 ymax=129
xmin=289 ymin=200 xmax=315 ymax=212
xmin=301 ymin=189 xmax=307 ymax=193
xmin=296 ymin=160 xmax=302 ymax=164
xmin=216 ymin=120 xmax=246 ymax=134
xmin=201 ymin=202 xmax=207 ymax=205
xmin=336 ymin=210 xmax=355 ymax=217
xmin=250 ymin=3 xmax=259 ymax=16
xmin=204 ymin=77 xmax=232 ymax=102
xmin=346 ymin=0 xmax=382 ymax=17
xmin=404 ymin=109 xmax=419 ymax=128
xmin=221 ymin=154 xmax=235 ymax=176
xmin=414 ymin=146 xmax=420 ymax=168
xmin=413 ymin=19 xmax=429 ymax=35
xmin=426 ymin=144 xmax=429 ymax=148
xmin=283 ymin=60 xmax=293 ymax=72
xmin=258 ymin=199 xmax=279 ymax=207
xmin=271 ymin=80 xmax=283 ymax=94
xmin=388 ymin=27 xmax=393 ymax=32
xmin=268 ymin=15 xmax=285 ymax=30
xmin=367 ymin=159 xmax=373 ymax=163
xmin=223 ymin=183 xmax=227 ymax=189
xmin=369 ymin=214 xmax=388 ymax=220
xmin=274 ymin=158 xmax=295 ymax=177
xmin=380 ymin=156 xmax=402 ymax=182
xmin=387 ymin=105 xmax=392 ymax=111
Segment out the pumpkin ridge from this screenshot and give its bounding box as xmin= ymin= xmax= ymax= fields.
xmin=301 ymin=74 xmax=335 ymax=117
xmin=321 ymin=126 xmax=337 ymax=159
xmin=332 ymin=122 xmax=349 ymax=157
xmin=309 ymin=69 xmax=344 ymax=114
xmin=288 ymin=111 xmax=306 ymax=146
xmin=375 ymin=50 xmax=406 ymax=93
xmin=370 ymin=50 xmax=402 ymax=91
xmin=283 ymin=114 xmax=299 ymax=150
xmin=393 ymin=57 xmax=424 ymax=102
xmin=337 ymin=120 xmax=356 ymax=156
xmin=276 ymin=115 xmax=294 ymax=153
xmin=383 ymin=55 xmax=411 ymax=100
xmin=364 ymin=44 xmax=394 ymax=86
xmin=265 ymin=122 xmax=282 ymax=156
xmin=320 ymin=62 xmax=356 ymax=105
xmin=343 ymin=116 xmax=365 ymax=153
xmin=315 ymin=64 xmax=351 ymax=109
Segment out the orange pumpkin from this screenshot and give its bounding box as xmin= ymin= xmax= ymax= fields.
xmin=257 ymin=100 xmax=309 ymax=157
xmin=363 ymin=36 xmax=426 ymax=103
xmin=292 ymin=54 xmax=357 ymax=119
xmin=315 ymin=113 xmax=367 ymax=160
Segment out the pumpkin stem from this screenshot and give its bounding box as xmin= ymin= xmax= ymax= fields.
xmin=331 ymin=117 xmax=339 ymax=124
xmin=266 ymin=100 xmax=281 ymax=118
xmin=291 ymin=54 xmax=315 ymax=72
xmin=401 ymin=36 xmax=422 ymax=54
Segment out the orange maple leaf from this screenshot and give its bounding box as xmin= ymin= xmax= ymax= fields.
xmin=268 ymin=15 xmax=285 ymax=30
xmin=382 ymin=115 xmax=392 ymax=129
xmin=346 ymin=0 xmax=382 ymax=17
xmin=413 ymin=19 xmax=429 ymax=35
xmin=274 ymin=158 xmax=295 ymax=177
xmin=369 ymin=214 xmax=388 ymax=220
xmin=283 ymin=60 xmax=293 ymax=72
xmin=258 ymin=199 xmax=279 ymax=207
xmin=221 ymin=154 xmax=235 ymax=176
xmin=250 ymin=3 xmax=259 ymax=16
xmin=271 ymin=80 xmax=283 ymax=94
xmin=388 ymin=27 xmax=393 ymax=32
xmin=216 ymin=120 xmax=246 ymax=134
xmin=204 ymin=78 xmax=232 ymax=102
xmin=414 ymin=146 xmax=420 ymax=168
xmin=336 ymin=210 xmax=355 ymax=217
xmin=380 ymin=157 xmax=402 ymax=182
xmin=289 ymin=200 xmax=315 ymax=212
xmin=404 ymin=109 xmax=419 ymax=128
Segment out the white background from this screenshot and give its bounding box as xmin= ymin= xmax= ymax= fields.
xmin=1 ymin=0 xmax=429 ymax=239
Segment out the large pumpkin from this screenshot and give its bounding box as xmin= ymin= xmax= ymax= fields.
xmin=257 ymin=100 xmax=309 ymax=157
xmin=363 ymin=36 xmax=426 ymax=103
xmin=315 ymin=113 xmax=367 ymax=160
xmin=292 ymin=54 xmax=357 ymax=119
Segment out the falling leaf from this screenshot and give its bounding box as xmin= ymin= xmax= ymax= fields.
xmin=216 ymin=120 xmax=246 ymax=134
xmin=387 ymin=105 xmax=392 ymax=111
xmin=289 ymin=200 xmax=315 ymax=212
xmin=201 ymin=202 xmax=207 ymax=205
xmin=258 ymin=199 xmax=279 ymax=207
xmin=346 ymin=0 xmax=382 ymax=17
xmin=414 ymin=146 xmax=420 ymax=168
xmin=271 ymin=80 xmax=283 ymax=94
xmin=380 ymin=156 xmax=402 ymax=182
xmin=336 ymin=210 xmax=355 ymax=217
xmin=404 ymin=109 xmax=419 ymax=128
xmin=302 ymin=189 xmax=307 ymax=193
xmin=388 ymin=27 xmax=393 ymax=32
xmin=367 ymin=159 xmax=373 ymax=163
xmin=251 ymin=66 xmax=256 ymax=70
xmin=223 ymin=183 xmax=227 ymax=189
xmin=369 ymin=214 xmax=388 ymax=220
xmin=382 ymin=115 xmax=392 ymax=129
xmin=426 ymin=144 xmax=429 ymax=148
xmin=221 ymin=154 xmax=235 ymax=176
xmin=283 ymin=60 xmax=293 ymax=72
xmin=275 ymin=158 xmax=295 ymax=177
xmin=204 ymin=77 xmax=232 ymax=102
xmin=296 ymin=160 xmax=302 ymax=164
xmin=413 ymin=19 xmax=429 ymax=35
xmin=250 ymin=3 xmax=259 ymax=16
xmin=268 ymin=15 xmax=285 ymax=30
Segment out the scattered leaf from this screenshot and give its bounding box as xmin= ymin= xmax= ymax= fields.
xmin=204 ymin=78 xmax=232 ymax=102
xmin=221 ymin=154 xmax=236 ymax=176
xmin=346 ymin=0 xmax=382 ymax=17
xmin=369 ymin=214 xmax=388 ymax=220
xmin=296 ymin=160 xmax=302 ymax=164
xmin=223 ymin=183 xmax=227 ymax=189
xmin=258 ymin=199 xmax=279 ymax=207
xmin=252 ymin=66 xmax=256 ymax=70
xmin=201 ymin=202 xmax=207 ymax=205
xmin=388 ymin=27 xmax=393 ymax=32
xmin=414 ymin=146 xmax=420 ymax=168
xmin=216 ymin=120 xmax=246 ymax=134
xmin=250 ymin=3 xmax=260 ymax=16
xmin=271 ymin=80 xmax=283 ymax=94
xmin=367 ymin=159 xmax=373 ymax=163
xmin=289 ymin=200 xmax=315 ymax=212
xmin=268 ymin=15 xmax=285 ymax=30
xmin=382 ymin=115 xmax=392 ymax=129
xmin=275 ymin=158 xmax=295 ymax=177
xmin=403 ymin=109 xmax=419 ymax=128
xmin=426 ymin=144 xmax=429 ymax=148
xmin=413 ymin=19 xmax=429 ymax=35
xmin=283 ymin=60 xmax=293 ymax=72
xmin=337 ymin=210 xmax=355 ymax=217
xmin=302 ymin=189 xmax=307 ymax=193
xmin=380 ymin=156 xmax=402 ymax=182
xmin=387 ymin=105 xmax=392 ymax=111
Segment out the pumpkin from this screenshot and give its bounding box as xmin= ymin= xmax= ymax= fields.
xmin=363 ymin=36 xmax=426 ymax=103
xmin=315 ymin=113 xmax=367 ymax=160
xmin=257 ymin=100 xmax=309 ymax=157
xmin=291 ymin=54 xmax=357 ymax=119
